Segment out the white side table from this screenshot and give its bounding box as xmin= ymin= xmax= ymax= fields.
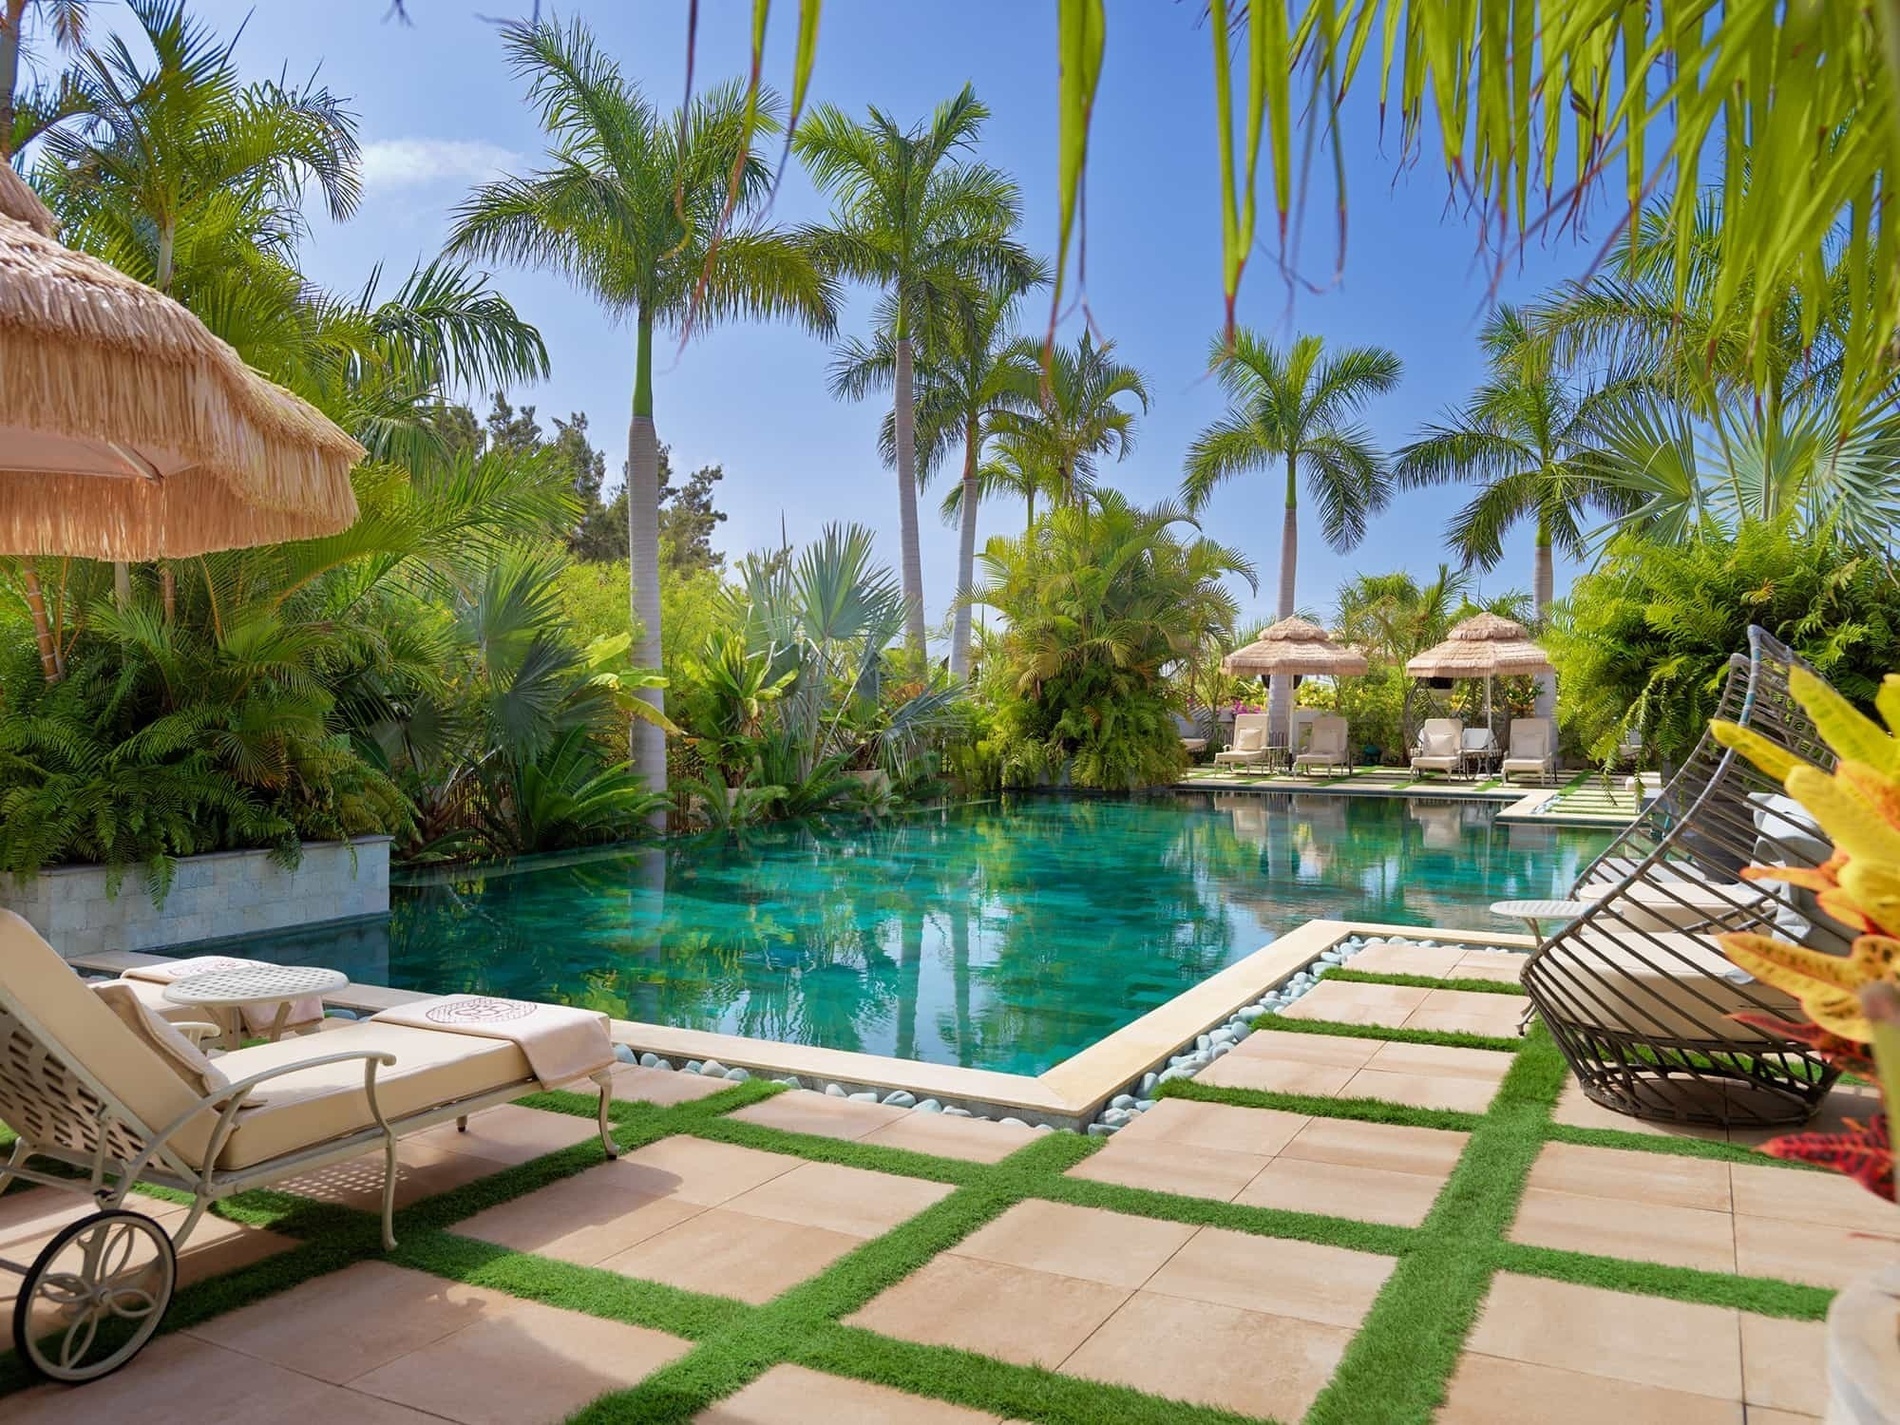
xmin=163 ymin=965 xmax=349 ymax=1050
xmin=1490 ymin=898 xmax=1591 ymax=940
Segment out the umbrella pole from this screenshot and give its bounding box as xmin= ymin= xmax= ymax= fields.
xmin=20 ymin=558 xmax=60 ymax=682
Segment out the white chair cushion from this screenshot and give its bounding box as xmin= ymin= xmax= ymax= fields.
xmin=90 ymin=981 xmax=229 ymax=1101
xmin=1234 ymin=726 xmax=1265 ymax=752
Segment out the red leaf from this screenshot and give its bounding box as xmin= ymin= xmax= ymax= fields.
xmin=1761 ymin=1114 xmax=1895 ymax=1202
xmin=1730 ymin=1012 xmax=1880 ymax=1079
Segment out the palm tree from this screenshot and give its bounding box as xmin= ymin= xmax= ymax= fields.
xmin=449 ymin=17 xmax=836 ymax=802
xmin=992 ymin=330 xmax=1149 ymax=508
xmin=1335 ymin=565 xmax=1469 ymax=749
xmin=1393 ymin=307 xmax=1635 ymax=620
xmin=1182 ymin=329 xmax=1401 ymax=739
xmin=0 ymin=0 xmax=85 ymax=158
xmin=831 ymin=278 xmax=1046 ymax=680
xmin=946 ymin=429 xmax=1055 ymax=534
xmin=797 ymin=84 xmax=1038 ymax=657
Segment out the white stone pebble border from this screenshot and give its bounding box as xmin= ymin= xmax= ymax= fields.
xmin=594 ymin=932 xmax=1526 ymax=1137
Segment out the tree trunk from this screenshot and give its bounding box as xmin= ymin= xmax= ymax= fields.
xmin=949 ymin=419 xmax=981 ymax=681
xmin=627 ymin=309 xmax=668 ymax=817
xmin=1532 ymin=524 xmax=1556 ymax=718
xmin=0 ymin=1 xmax=24 ymax=160
xmin=1268 ymin=467 xmax=1299 ymax=747
xmin=159 ymin=564 xmax=175 ymax=623
xmin=893 ymin=331 xmax=928 ymax=658
xmin=113 ymin=562 xmax=131 ymax=609
xmin=21 ymin=558 xmax=58 ymax=682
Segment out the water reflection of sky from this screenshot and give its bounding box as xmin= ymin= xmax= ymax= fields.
xmin=229 ymin=794 xmax=1612 ymax=1076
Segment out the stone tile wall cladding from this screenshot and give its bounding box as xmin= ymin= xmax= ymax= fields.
xmin=1 ymin=837 xmax=392 ymax=959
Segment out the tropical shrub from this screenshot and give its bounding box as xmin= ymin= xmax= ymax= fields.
xmin=973 ymin=493 xmax=1253 ymax=790
xmin=1548 ymin=521 xmax=1900 ymax=766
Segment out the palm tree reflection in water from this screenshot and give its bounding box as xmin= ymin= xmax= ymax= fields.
xmin=352 ymin=797 xmax=1607 ymax=1075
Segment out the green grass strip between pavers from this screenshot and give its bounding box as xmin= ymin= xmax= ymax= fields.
xmin=1249 ymin=1010 xmax=1524 ymax=1054
xmin=1304 ymin=1027 xmax=1568 ymax=1425
xmin=1489 ymin=1241 xmax=1834 ymax=1320
xmin=1318 ymin=966 xmax=1528 ymax=996
xmin=1543 ymin=1120 xmax=1823 ymax=1171
xmin=1156 ymin=1076 xmax=1486 ymax=1134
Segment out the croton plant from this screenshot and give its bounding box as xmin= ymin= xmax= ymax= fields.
xmin=1713 ymin=668 xmax=1900 ymax=1202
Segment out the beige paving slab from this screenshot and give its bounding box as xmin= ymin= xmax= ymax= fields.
xmin=347 ymin=1294 xmax=690 ymax=1424
xmin=694 ymin=1364 xmax=1005 ymax=1424
xmin=599 ymin=1207 xmax=862 ymax=1304
xmin=1235 ymin=1156 xmax=1446 ymax=1227
xmin=0 ymin=1333 xmax=449 ymax=1425
xmin=189 ymin=1260 xmax=511 ymax=1384
xmin=612 ymin=1137 xmax=805 ymax=1206
xmin=1196 ymin=1053 xmax=1360 ymax=1096
xmin=1401 ymin=988 xmax=1527 ymax=1038
xmin=1452 ymin=949 xmax=1531 ymax=984
xmin=1111 ymin=1096 xmax=1310 ymax=1157
xmin=950 ymin=1199 xmax=1198 ymax=1289
xmin=409 ymin=1104 xmax=603 ymax=1166
xmin=1142 ymin=1226 xmax=1394 ymax=1327
xmin=1743 ymin=1412 xmax=1820 ymax=1425
xmin=610 ymin=1063 xmax=733 ymax=1106
xmin=1732 ymin=1211 xmax=1900 ymax=1290
xmin=454 ymin=1161 xmax=709 ymax=1265
xmin=1363 ymin=1039 xmax=1515 ymax=1083
xmin=1436 ymin=1352 xmax=1744 ymax=1424
xmin=275 ymin=1139 xmax=514 ymax=1212
xmin=1279 ymin=1116 xmax=1469 ymax=1179
xmin=729 ymin=1089 xmax=905 ymax=1140
xmin=1346 ymin=943 xmax=1469 ymax=977
xmin=1064 ymin=1135 xmax=1269 ymax=1202
xmin=857 ymin=1110 xmax=1040 ymax=1163
xmin=1527 ymin=1140 xmax=1733 ymax=1212
xmin=1739 ymin=1314 xmax=1828 ymax=1417
xmin=1467 ymin=1273 xmax=1743 ymax=1398
xmin=1060 ymin=1290 xmax=1353 ymax=1422
xmin=1221 ymin=1027 xmax=1387 ymax=1068
xmin=1508 ymin=1185 xmax=1737 ymax=1273
xmin=845 ymin=1254 xmax=1129 ymax=1368
xmin=1341 ymin=1067 xmax=1502 ymax=1113
xmin=1549 ymin=1081 xmax=1729 ymax=1142
xmin=721 ymin=1160 xmax=953 ymax=1237
xmin=1281 ymin=979 xmax=1431 ymax=1027
xmin=1730 ymin=1161 xmax=1900 ymax=1235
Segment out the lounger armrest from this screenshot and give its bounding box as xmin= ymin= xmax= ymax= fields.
xmin=134 ymin=1050 xmax=401 ymax=1180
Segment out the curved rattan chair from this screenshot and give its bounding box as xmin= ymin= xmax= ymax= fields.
xmin=1522 ymin=627 xmax=1843 ymax=1128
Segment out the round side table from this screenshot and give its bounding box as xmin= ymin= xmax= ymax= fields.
xmin=163 ymin=964 xmax=348 ymax=1050
xmin=1489 ymin=898 xmax=1591 ymax=940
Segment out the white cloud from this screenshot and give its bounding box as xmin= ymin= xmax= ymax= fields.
xmin=359 ymin=138 xmax=522 ymax=191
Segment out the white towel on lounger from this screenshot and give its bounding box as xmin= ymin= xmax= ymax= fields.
xmin=370 ymin=995 xmax=614 ymax=1089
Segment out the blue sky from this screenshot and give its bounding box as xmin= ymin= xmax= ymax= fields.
xmin=83 ymin=1 xmax=1610 ymax=629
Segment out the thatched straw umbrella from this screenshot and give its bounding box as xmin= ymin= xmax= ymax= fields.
xmin=0 ymin=170 xmax=363 ymax=677
xmin=1222 ymin=616 xmax=1369 ymax=743
xmin=1406 ymin=611 xmax=1555 ymax=731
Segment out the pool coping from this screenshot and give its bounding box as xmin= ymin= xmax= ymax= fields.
xmin=72 ymin=917 xmax=1536 ymax=1132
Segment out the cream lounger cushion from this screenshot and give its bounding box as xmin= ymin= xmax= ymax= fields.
xmin=90 ymin=980 xmax=229 ymax=1100
xmin=181 ymin=1022 xmax=535 ymax=1171
xmin=1540 ymin=929 xmax=1800 ymax=1041
xmin=1233 ymin=725 xmax=1265 ymax=753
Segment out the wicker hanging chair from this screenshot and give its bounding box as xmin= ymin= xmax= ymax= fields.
xmin=1522 ymin=627 xmax=1842 ymax=1128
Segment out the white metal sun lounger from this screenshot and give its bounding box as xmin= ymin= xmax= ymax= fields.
xmin=0 ymin=911 xmax=617 ymax=1383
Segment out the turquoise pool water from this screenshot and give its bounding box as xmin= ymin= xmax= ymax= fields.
xmin=234 ymin=793 xmax=1610 ymax=1076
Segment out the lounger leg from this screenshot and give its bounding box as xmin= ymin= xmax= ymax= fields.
xmin=172 ymin=1190 xmax=215 ymax=1250
xmin=380 ymin=1131 xmax=399 ymax=1250
xmin=456 ymin=1115 xmax=468 ymax=1133
xmin=0 ymin=1136 xmax=29 ymax=1194
xmin=592 ymin=1069 xmax=618 ymax=1159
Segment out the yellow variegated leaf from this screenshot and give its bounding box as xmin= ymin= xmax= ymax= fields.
xmin=1837 ymin=760 xmax=1900 ymax=834
xmin=1791 ymin=667 xmax=1900 ymax=773
xmin=1839 ymin=863 xmax=1900 ymax=938
xmin=1741 ymin=863 xmax=1838 ymax=893
xmin=1786 ymin=765 xmax=1900 ymax=865
xmin=1848 ymin=934 xmax=1900 ymax=980
xmin=1720 ymin=931 xmax=1872 ymax=994
xmin=1710 ymin=719 xmax=1803 ymax=783
xmin=1816 ymin=886 xmax=1875 ymax=934
xmin=1720 ymin=933 xmax=1873 ymax=1040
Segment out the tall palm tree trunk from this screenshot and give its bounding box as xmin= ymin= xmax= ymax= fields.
xmin=0 ymin=2 xmax=24 ymax=160
xmin=627 ymin=310 xmax=668 ymax=814
xmin=949 ymin=419 xmax=981 ymax=681
xmin=1532 ymin=516 xmax=1557 ymax=718
xmin=20 ymin=557 xmax=59 ymax=682
xmin=893 ymin=330 xmax=928 ymax=658
xmin=1269 ymin=456 xmax=1299 ymax=745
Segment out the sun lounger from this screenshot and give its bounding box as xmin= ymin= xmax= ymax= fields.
xmin=1291 ymin=715 xmax=1350 ymax=775
xmin=0 ymin=912 xmax=618 ymax=1381
xmin=1409 ymin=718 xmax=1463 ymax=779
xmin=1212 ymin=714 xmax=1279 ymax=773
xmin=1499 ymin=717 xmax=1556 ymax=784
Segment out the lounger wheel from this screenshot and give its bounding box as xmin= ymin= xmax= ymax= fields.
xmin=13 ymin=1209 xmax=176 ymax=1383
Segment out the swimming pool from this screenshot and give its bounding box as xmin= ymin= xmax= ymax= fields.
xmin=232 ymin=793 xmax=1611 ymax=1076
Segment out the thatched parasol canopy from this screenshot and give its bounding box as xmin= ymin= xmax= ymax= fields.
xmin=1405 ymin=611 xmax=1554 ymax=679
xmin=0 ymin=203 xmax=363 ymax=560
xmin=1222 ymin=616 xmax=1370 ymax=678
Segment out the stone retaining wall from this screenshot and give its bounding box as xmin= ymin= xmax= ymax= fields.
xmin=1 ymin=837 xmax=391 ymax=959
